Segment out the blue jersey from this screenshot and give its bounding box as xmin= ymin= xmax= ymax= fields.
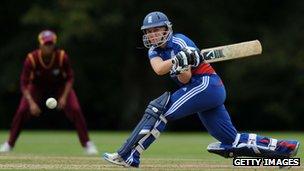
xmin=147 ymin=33 xmax=215 ymax=78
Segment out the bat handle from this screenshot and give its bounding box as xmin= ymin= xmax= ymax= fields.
xmin=200 ymin=54 xmax=205 ymax=62
xmin=200 ymin=49 xmax=224 ymax=61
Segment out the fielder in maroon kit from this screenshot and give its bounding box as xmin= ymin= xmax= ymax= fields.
xmin=0 ymin=30 xmax=98 ymax=155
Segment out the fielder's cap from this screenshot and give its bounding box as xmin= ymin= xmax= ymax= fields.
xmin=38 ymin=30 xmax=57 ymax=45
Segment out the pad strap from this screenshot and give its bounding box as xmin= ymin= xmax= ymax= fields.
xmin=248 ymin=134 xmax=260 ymax=154
xmin=135 ymin=115 xmax=167 ymax=155
xmin=232 ymin=133 xmax=277 ymax=154
xmin=135 ymin=143 xmax=145 ymax=154
xmin=159 ymin=115 xmax=168 ymax=124
xmin=268 ymin=138 xmax=278 ymax=151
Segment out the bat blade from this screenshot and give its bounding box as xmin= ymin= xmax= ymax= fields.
xmin=201 ymin=40 xmax=262 ymax=63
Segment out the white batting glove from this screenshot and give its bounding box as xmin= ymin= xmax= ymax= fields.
xmin=171 ymin=51 xmax=189 ymax=75
xmin=182 ymin=47 xmax=202 ymax=67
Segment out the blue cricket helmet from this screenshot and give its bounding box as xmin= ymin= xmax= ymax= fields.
xmin=141 ymin=11 xmax=173 ymax=48
xmin=141 ymin=11 xmax=172 ymax=30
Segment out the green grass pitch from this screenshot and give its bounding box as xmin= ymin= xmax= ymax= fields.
xmin=0 ymin=131 xmax=303 ymax=170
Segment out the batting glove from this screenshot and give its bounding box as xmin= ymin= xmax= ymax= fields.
xmin=182 ymin=48 xmax=202 ymax=67
xmin=171 ymin=51 xmax=189 ymax=75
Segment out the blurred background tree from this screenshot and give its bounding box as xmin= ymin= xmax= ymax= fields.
xmin=0 ymin=0 xmax=304 ymax=131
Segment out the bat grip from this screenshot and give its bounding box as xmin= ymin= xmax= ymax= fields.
xmin=199 ymin=53 xmax=206 ymax=63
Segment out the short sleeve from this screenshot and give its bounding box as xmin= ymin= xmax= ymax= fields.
xmin=148 ymin=47 xmax=158 ymax=59
xmin=60 ymin=50 xmax=74 ymax=84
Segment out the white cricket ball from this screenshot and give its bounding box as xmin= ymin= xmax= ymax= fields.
xmin=46 ymin=97 xmax=57 ymax=109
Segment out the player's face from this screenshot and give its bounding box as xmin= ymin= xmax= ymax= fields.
xmin=40 ymin=42 xmax=55 ymax=56
xmin=145 ymin=27 xmax=168 ymax=45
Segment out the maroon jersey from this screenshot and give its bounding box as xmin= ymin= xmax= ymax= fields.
xmin=20 ymin=49 xmax=74 ymax=93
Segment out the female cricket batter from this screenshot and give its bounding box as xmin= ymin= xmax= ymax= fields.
xmin=0 ymin=30 xmax=98 ymax=155
xmin=103 ymin=11 xmax=299 ymax=167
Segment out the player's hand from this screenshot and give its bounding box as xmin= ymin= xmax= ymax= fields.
xmin=181 ymin=48 xmax=202 ymax=67
xmin=57 ymin=96 xmax=67 ymax=110
xmin=171 ymin=51 xmax=190 ymax=75
xmin=29 ymin=101 xmax=41 ymax=116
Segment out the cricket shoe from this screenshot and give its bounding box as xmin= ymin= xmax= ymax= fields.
xmin=84 ymin=141 xmax=98 ymax=155
xmin=103 ymin=152 xmax=131 ymax=167
xmin=207 ymin=142 xmax=232 ymax=158
xmin=0 ymin=142 xmax=12 ymax=153
xmin=121 ymin=150 xmax=140 ymax=167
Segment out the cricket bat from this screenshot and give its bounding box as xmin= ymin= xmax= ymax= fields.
xmin=201 ymin=40 xmax=262 ymax=63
